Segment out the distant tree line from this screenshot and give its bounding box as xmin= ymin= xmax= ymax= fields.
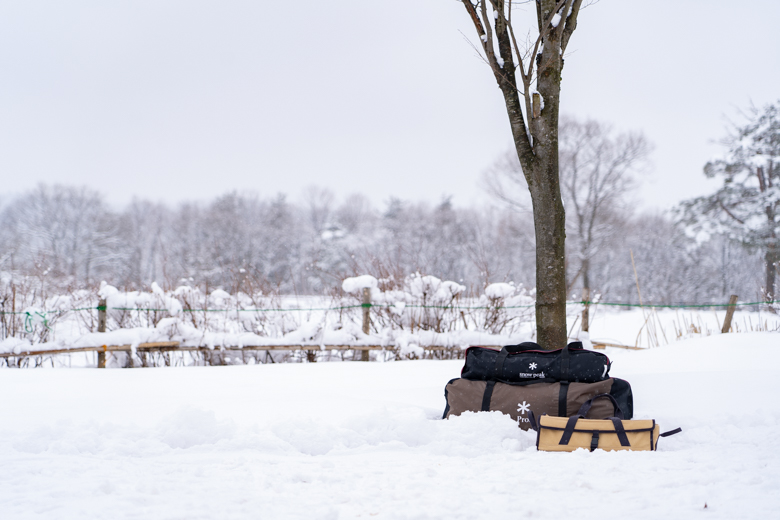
xmin=0 ymin=181 xmax=761 ymax=305
xmin=5 ymin=106 xmax=777 ymax=305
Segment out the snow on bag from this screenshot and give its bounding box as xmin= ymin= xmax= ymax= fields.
xmin=529 ymin=394 xmax=681 ymax=452
xmin=460 ymin=341 xmax=611 ymax=383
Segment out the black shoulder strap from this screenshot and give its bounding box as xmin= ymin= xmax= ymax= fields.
xmin=559 ymin=343 xmax=571 ymax=381
xmin=558 ymin=415 xmax=581 ymax=445
xmin=660 ymin=427 xmax=682 ymax=437
xmin=557 ymin=381 xmax=570 ymax=417
xmin=527 ymin=410 xmax=538 ymax=431
xmin=481 ymin=381 xmax=496 ymax=411
xmin=578 ymin=393 xmax=625 ymax=420
xmin=610 ymin=418 xmax=631 ymax=446
xmin=492 ymin=349 xmax=510 ymax=380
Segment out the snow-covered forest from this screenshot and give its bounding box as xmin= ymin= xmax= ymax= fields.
xmin=3 ymin=107 xmax=776 ymax=364
xmin=5 ymin=104 xmax=776 ymax=314
xmin=0 ymin=182 xmax=762 ymax=305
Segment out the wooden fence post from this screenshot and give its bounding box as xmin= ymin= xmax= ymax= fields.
xmin=97 ymin=298 xmax=107 ymax=368
xmin=581 ymin=287 xmax=590 ymax=333
xmin=721 ymin=295 xmax=738 ymax=334
xmin=361 ymin=287 xmax=370 ymax=361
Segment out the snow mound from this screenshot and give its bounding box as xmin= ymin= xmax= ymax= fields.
xmin=341 ymin=275 xmax=378 ymax=293
xmin=484 ymin=282 xmax=515 ymax=299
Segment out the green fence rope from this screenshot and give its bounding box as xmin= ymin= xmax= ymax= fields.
xmin=107 ymin=305 xmax=367 ymax=312
xmin=23 ymin=311 xmax=50 ymax=333
xmin=1 ymin=300 xmax=778 ymax=317
xmin=577 ymin=301 xmax=775 ymax=309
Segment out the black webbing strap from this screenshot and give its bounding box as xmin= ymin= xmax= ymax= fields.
xmin=577 ymin=393 xmax=625 ymax=420
xmin=481 ymin=381 xmax=496 ymax=411
xmin=558 ymin=415 xmax=581 ymax=445
xmin=557 ymin=381 xmax=570 ymax=417
xmin=590 ymin=432 xmax=599 ymax=452
xmin=492 ymin=350 xmax=510 ymax=380
xmin=610 ymin=418 xmax=631 ymax=446
xmin=660 ymin=427 xmax=682 ymax=437
xmin=560 ymin=343 xmax=571 ymax=382
xmin=558 ymin=416 xmax=630 ymax=448
xmin=527 ymin=410 xmax=538 ymax=431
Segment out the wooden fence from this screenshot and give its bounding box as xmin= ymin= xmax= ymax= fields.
xmin=2 ymin=290 xmax=687 ymax=367
xmin=0 ymin=339 xmax=646 ymax=368
xmin=0 ymin=342 xmax=476 ymax=367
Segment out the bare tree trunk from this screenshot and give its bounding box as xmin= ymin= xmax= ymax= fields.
xmin=529 ymin=163 xmax=567 ymax=348
xmin=531 ymin=7 xmax=568 ymax=349
xmin=581 ymin=260 xmax=590 ymax=332
xmin=460 ymin=0 xmax=580 ymax=349
xmin=497 ymin=78 xmax=567 ymax=348
xmin=766 ymin=247 xmax=777 ymax=302
xmin=582 ymin=258 xmax=590 ymax=296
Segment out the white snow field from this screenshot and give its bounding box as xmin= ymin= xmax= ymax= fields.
xmin=2 ymin=333 xmax=779 ymax=519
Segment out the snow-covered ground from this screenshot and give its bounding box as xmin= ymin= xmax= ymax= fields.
xmin=2 ymin=332 xmax=779 ymax=519
xmin=577 ymin=305 xmax=780 ymax=347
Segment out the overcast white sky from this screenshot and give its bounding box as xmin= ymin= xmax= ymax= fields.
xmin=1 ymin=0 xmax=778 ymax=211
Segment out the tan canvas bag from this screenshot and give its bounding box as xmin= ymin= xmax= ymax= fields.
xmin=529 ymin=394 xmax=681 ymax=452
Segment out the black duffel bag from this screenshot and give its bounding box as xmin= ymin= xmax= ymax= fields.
xmin=443 ymin=377 xmax=633 ymax=430
xmin=460 ymin=341 xmax=611 ymax=384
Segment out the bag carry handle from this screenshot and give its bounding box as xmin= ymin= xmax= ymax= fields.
xmin=493 ymin=340 xmax=583 ymax=381
xmin=558 ymin=414 xmax=630 ymax=447
xmin=560 ymin=342 xmax=571 ymax=381
xmin=577 ymin=393 xmax=625 ymax=420
xmin=493 ymin=341 xmax=572 ymax=380
xmin=502 ymin=342 xmax=543 ymax=354
xmin=492 ymin=342 xmax=541 ymax=379
xmin=558 ymin=342 xmax=584 ymax=381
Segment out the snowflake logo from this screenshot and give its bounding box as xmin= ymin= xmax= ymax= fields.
xmin=529 ymin=362 xmax=538 ymax=370
xmin=517 ymin=401 xmax=531 ymax=415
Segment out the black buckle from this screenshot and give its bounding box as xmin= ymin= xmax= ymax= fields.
xmin=590 ymin=431 xmax=600 ymax=452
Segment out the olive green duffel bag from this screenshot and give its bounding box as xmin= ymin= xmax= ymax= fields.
xmin=529 ymin=394 xmax=681 ymax=452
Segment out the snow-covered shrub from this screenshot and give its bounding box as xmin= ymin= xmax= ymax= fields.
xmin=341 ymin=273 xmax=535 ymax=358
xmin=4 ymin=272 xmax=534 ymax=366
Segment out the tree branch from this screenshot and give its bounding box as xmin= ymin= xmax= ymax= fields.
xmin=561 ymin=0 xmax=584 ymax=53
xmin=462 ymin=1 xmax=495 ymax=71
xmin=479 ymin=0 xmax=498 ymax=70
xmin=552 ymin=0 xmax=575 ymax=41
xmin=526 ymin=0 xmax=567 ymax=82
xmin=718 ymin=198 xmax=745 ymax=225
xmin=491 ymin=0 xmax=528 ymax=86
xmin=462 ymin=1 xmax=535 ymax=171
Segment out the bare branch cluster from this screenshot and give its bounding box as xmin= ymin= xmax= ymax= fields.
xmin=461 ymin=0 xmax=584 ymax=153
